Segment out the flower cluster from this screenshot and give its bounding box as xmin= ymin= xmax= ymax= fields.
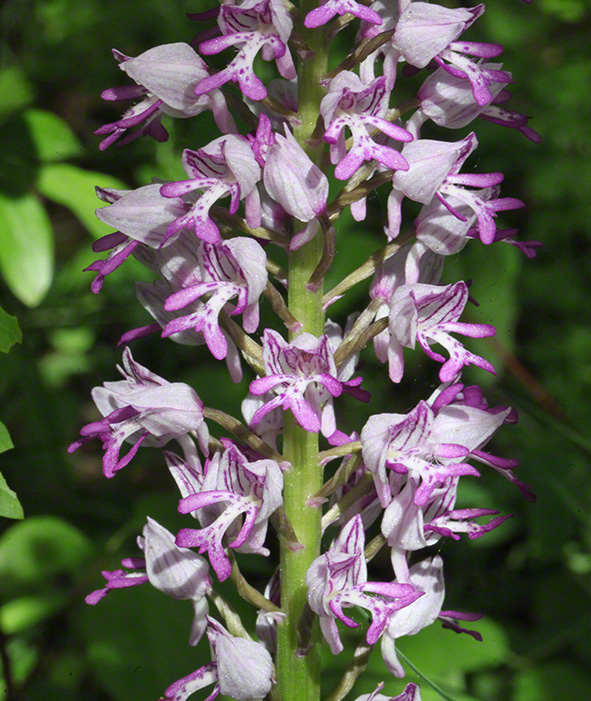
xmin=74 ymin=1 xmax=538 ymax=699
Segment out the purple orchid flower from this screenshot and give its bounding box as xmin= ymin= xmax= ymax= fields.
xmin=380 ymin=555 xmax=483 ymax=676
xmin=416 ymin=62 xmax=540 ymax=140
xmin=244 ymin=318 xmax=370 ymax=447
xmin=175 ymin=442 xmax=283 ymax=581
xmin=86 ymin=518 xmax=211 ymax=645
xmin=242 ymin=388 xmax=284 ymax=450
xmin=193 ymin=0 xmax=295 ymax=102
xmin=306 ymin=514 xmax=422 ymax=654
xmin=305 ymin=0 xmax=382 ymax=29
xmin=389 ymin=132 xmax=524 ymax=244
xmin=321 ymin=72 xmax=413 ymax=180
xmin=478 ymin=88 xmax=541 ymax=142
xmin=361 ymin=401 xmax=481 ymax=508
xmin=356 ymin=1 xmax=401 ymax=88
xmin=263 ymin=124 xmax=329 ymax=224
xmin=68 ymin=347 xmax=209 ymax=478
xmin=386 ymin=281 xmax=497 ymax=383
xmin=95 ymin=43 xmax=235 ymax=150
xmin=383 ymin=476 xmax=511 ymax=559
xmin=249 ymin=330 xmax=344 ymax=435
xmin=86 ymin=184 xmax=187 ymax=293
xmin=393 ymin=2 xmax=510 ymax=106
xmin=430 ymin=382 xmax=535 ymax=500
xmin=120 ymin=232 xmax=246 ymax=382
xmin=370 ymin=243 xmax=444 ymax=361
xmin=161 ymin=237 xmax=268 ymax=361
xmin=361 ymin=384 xmax=525 ymax=506
xmin=165 ymin=616 xmax=274 ymax=701
xmin=380 ymin=555 xmax=445 ymax=677
xmin=159 ymin=135 xmax=262 ymax=244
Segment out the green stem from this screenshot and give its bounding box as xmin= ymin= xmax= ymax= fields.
xmin=275 ymin=8 xmax=328 ymax=701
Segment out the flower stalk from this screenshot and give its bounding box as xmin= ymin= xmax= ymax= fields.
xmin=277 ymin=10 xmax=328 ymax=699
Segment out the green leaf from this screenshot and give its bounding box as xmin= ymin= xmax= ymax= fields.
xmin=0 ymin=636 xmax=38 ymax=695
xmin=0 ymin=422 xmax=14 ymax=454
xmin=399 ymin=616 xmax=509 ymax=678
xmin=36 ymin=163 xmax=127 ymax=239
xmin=0 ymin=516 xmax=92 ymax=597
xmin=0 ymin=471 xmax=23 ymax=520
xmin=23 ymin=109 xmax=83 ymax=162
xmin=0 ymin=592 xmax=67 ymax=634
xmin=79 ymin=582 xmax=205 ymax=700
xmin=0 ymin=66 xmax=34 ymax=121
xmin=0 ymin=305 xmax=22 ymax=353
xmin=0 ymin=191 xmax=54 ymax=307
xmin=514 ymin=661 xmax=591 ymax=700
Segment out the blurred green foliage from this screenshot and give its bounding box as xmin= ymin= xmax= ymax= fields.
xmin=0 ymin=0 xmax=590 ymax=699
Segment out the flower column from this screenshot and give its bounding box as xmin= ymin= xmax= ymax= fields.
xmin=276 ymin=4 xmax=328 ymax=700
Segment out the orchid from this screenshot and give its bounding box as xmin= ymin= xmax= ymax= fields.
xmin=248 ymin=328 xmax=368 ymax=438
xmin=76 ymin=2 xmax=538 ymax=699
xmin=85 ymin=518 xmax=211 ymax=645
xmin=175 ymin=442 xmax=283 ymax=581
xmin=321 ymin=72 xmax=413 ymax=180
xmin=162 ymin=237 xmax=268 ymax=361
xmin=160 ymin=135 xmax=262 ymax=243
xmin=392 ymin=1 xmax=510 ymax=106
xmin=165 ymin=617 xmax=274 ymax=701
xmin=95 ymin=42 xmax=235 ymax=149
xmin=68 ymin=347 xmax=208 ymax=477
xmin=386 ymin=281 xmax=497 ymax=383
xmin=193 ymin=0 xmax=295 ymax=101
xmin=306 ymin=515 xmax=422 ymax=654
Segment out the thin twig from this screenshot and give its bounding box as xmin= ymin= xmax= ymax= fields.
xmin=332 ymin=298 xmax=381 ymax=364
xmin=321 ymin=472 xmax=374 ymax=531
xmin=227 ymin=551 xmax=283 ymax=614
xmin=313 ymin=453 xmax=363 ymax=501
xmin=322 ymin=236 xmax=412 ymax=306
xmin=264 ymin=282 xmax=302 ymax=333
xmin=203 ymin=407 xmax=288 ymax=466
xmin=270 ymin=507 xmax=304 ymax=551
xmin=318 ymin=441 xmax=363 ymax=465
xmin=218 ymin=314 xmax=265 ymax=375
xmin=211 ymin=205 xmax=289 ymax=247
xmin=334 ymin=317 xmax=388 ymax=368
xmin=306 ymin=214 xmax=336 ymax=292
xmin=322 ymin=30 xmax=395 ymax=82
xmin=327 ymin=171 xmax=393 ymax=219
xmin=296 ymin=602 xmax=317 ymax=655
xmin=325 ymin=641 xmax=373 ymax=701
xmin=209 ymin=587 xmax=253 ymax=639
xmin=364 ymin=533 xmax=387 ymax=563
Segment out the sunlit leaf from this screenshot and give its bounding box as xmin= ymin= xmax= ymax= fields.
xmin=0 ymin=516 xmax=92 ymax=597
xmin=36 ymin=163 xmax=127 ymax=239
xmin=0 ymin=305 xmax=22 ymax=353
xmin=0 ymin=471 xmax=23 ymax=520
xmin=23 ymin=108 xmax=83 ymax=162
xmin=0 ymin=422 xmax=14 ymax=454
xmin=0 ymin=592 xmax=67 ymax=634
xmin=0 ymin=191 xmax=54 ymax=307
